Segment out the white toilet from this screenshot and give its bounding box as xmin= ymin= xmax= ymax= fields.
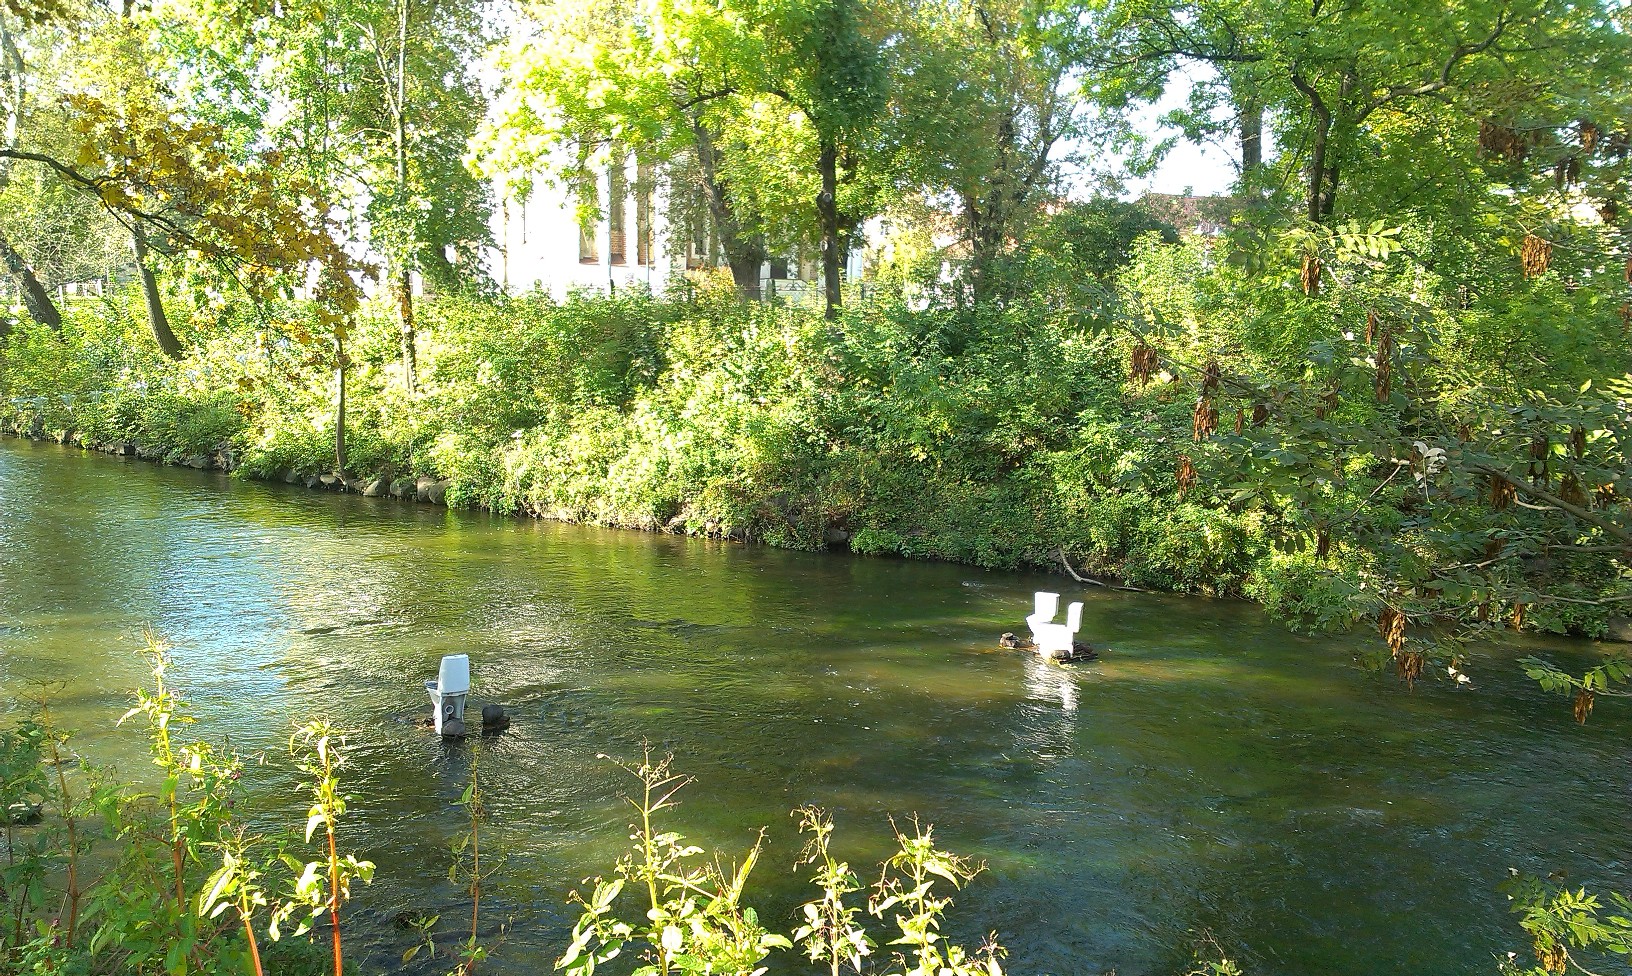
xmin=426 ymin=654 xmax=470 ymax=736
xmin=1028 ymin=592 xmax=1082 ymax=657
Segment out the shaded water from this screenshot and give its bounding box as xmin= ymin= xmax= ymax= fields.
xmin=2 ymin=438 xmax=1628 ymax=975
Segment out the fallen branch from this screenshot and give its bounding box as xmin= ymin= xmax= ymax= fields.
xmin=1057 ymin=548 xmax=1104 ymax=586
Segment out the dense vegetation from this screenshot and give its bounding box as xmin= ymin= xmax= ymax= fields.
xmin=2 ymin=0 xmax=1632 ymax=968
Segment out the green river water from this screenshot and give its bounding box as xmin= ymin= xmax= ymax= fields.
xmin=1 ymin=438 xmax=1628 ymax=975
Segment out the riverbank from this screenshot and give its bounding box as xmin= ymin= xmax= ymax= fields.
xmin=4 ymin=280 xmax=1630 ymax=647
xmin=0 ymin=286 xmax=1284 ymax=595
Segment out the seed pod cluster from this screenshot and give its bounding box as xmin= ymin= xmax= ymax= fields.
xmin=1620 ymin=302 xmax=1631 ymax=333
xmin=1560 ymin=472 xmax=1588 ymax=507
xmin=1520 ymin=234 xmax=1552 ymax=278
xmin=1315 ymin=527 xmax=1331 ymax=560
xmin=1378 ymin=607 xmax=1406 ymax=654
xmin=1571 ymin=426 xmax=1586 ymax=458
xmin=1600 ymin=200 xmax=1620 ymax=224
xmin=1489 ymin=474 xmax=1516 ymax=510
xmin=1554 ymin=157 xmax=1581 ymax=190
xmin=1234 ymin=406 xmax=1245 ymax=434
xmin=1478 ymin=121 xmax=1527 ymax=161
xmin=1364 ymin=310 xmax=1377 ymax=344
xmin=1201 ymin=359 xmax=1220 ymax=395
xmin=1511 ymin=600 xmax=1526 ymax=631
xmin=1176 ymin=455 xmax=1197 ymax=498
xmin=1573 ymin=688 xmax=1596 ymax=724
xmin=1374 ymin=326 xmax=1393 ymax=402
xmin=1396 ymin=650 xmax=1425 ymax=685
xmin=1581 ymin=120 xmax=1601 ymax=152
xmin=1130 ymin=342 xmax=1158 ymax=385
xmin=1610 ymin=128 xmax=1631 ymax=162
xmin=1299 ymin=253 xmax=1321 ymax=296
xmin=1529 ymin=435 xmax=1550 ymax=486
xmin=1538 ymin=941 xmax=1567 ymax=975
xmin=1252 ymin=402 xmax=1269 ymax=427
xmin=1192 ymin=397 xmax=1218 ymax=440
xmin=1484 ymin=536 xmax=1505 ymax=561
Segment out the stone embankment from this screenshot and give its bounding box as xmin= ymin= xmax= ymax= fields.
xmin=3 ymin=418 xmax=455 ymax=506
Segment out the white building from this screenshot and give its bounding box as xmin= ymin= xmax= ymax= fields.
xmin=490 ymin=154 xmax=864 ymax=302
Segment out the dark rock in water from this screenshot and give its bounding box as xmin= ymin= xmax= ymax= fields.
xmin=441 ymin=718 xmax=466 ymax=738
xmin=427 ymin=479 xmax=452 ymax=505
xmin=415 ymin=475 xmax=437 ymax=502
xmin=390 ymin=477 xmax=416 ymax=499
xmin=362 ymin=478 xmax=386 ymax=498
xmin=6 ymin=801 xmax=42 ymax=826
xmin=481 ymin=704 xmax=510 ymax=733
xmin=1046 ymin=641 xmax=1100 ymax=663
xmin=998 ymin=631 xmax=1033 ymax=650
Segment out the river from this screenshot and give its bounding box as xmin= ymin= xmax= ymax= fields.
xmin=1 ymin=438 xmax=1627 ymax=975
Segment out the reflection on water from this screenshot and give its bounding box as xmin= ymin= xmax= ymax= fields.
xmin=2 ymin=438 xmax=1629 ymax=975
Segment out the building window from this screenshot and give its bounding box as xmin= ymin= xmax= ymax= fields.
xmin=608 ymin=153 xmax=628 ymax=266
xmin=685 ymin=181 xmax=721 ymax=270
xmin=574 ymin=157 xmax=600 ymax=266
xmin=578 ymin=175 xmax=598 ymax=264
xmin=636 ymin=162 xmax=654 ymax=266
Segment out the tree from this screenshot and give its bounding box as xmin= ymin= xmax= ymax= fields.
xmin=0 ymin=6 xmax=61 ymax=332
xmin=228 ymin=0 xmax=492 ymax=390
xmin=483 ymin=0 xmax=894 ymax=318
xmin=891 ymin=0 xmax=1111 ymax=299
xmin=1105 ymin=0 xmax=1626 ymax=225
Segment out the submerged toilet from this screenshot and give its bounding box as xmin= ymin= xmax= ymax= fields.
xmin=426 ymin=654 xmax=470 ymax=736
xmin=1027 ymin=591 xmax=1083 ymax=658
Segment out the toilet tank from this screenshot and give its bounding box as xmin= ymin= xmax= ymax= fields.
xmin=438 ymin=654 xmax=471 ymax=695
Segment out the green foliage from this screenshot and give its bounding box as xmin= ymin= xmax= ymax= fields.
xmin=557 ymin=751 xmax=792 ymax=976
xmin=1501 ymin=873 xmax=1632 ymax=975
xmin=0 ymin=633 xmax=374 ymax=976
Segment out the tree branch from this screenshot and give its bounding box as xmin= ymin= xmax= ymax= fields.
xmin=1469 ymin=462 xmax=1632 ymax=546
xmin=1358 ymin=12 xmax=1507 ymax=120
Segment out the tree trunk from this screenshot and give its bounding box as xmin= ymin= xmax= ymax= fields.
xmin=817 ymin=134 xmax=841 ymax=320
xmin=131 ymin=229 xmax=182 ymax=358
xmin=334 ymin=330 xmax=347 ymax=474
xmin=1290 ymin=71 xmax=1332 ymax=224
xmin=392 ymin=0 xmax=417 ymax=392
xmin=396 ymin=270 xmax=416 ymax=392
xmin=1239 ymin=99 xmax=1263 ymax=173
xmin=692 ymin=122 xmax=764 ymax=299
xmin=0 ymin=227 xmax=60 ymax=331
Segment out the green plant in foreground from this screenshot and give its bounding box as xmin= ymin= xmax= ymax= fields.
xmin=793 ymin=806 xmax=873 ymax=976
xmin=273 ymin=721 xmax=375 ymax=976
xmin=868 ymin=819 xmax=1003 ymax=976
xmin=447 ymin=740 xmax=501 ymax=975
xmin=559 ymin=752 xmax=1009 ymax=976
xmin=198 ymin=829 xmax=272 ymax=976
xmin=558 ymin=750 xmax=791 ymax=976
